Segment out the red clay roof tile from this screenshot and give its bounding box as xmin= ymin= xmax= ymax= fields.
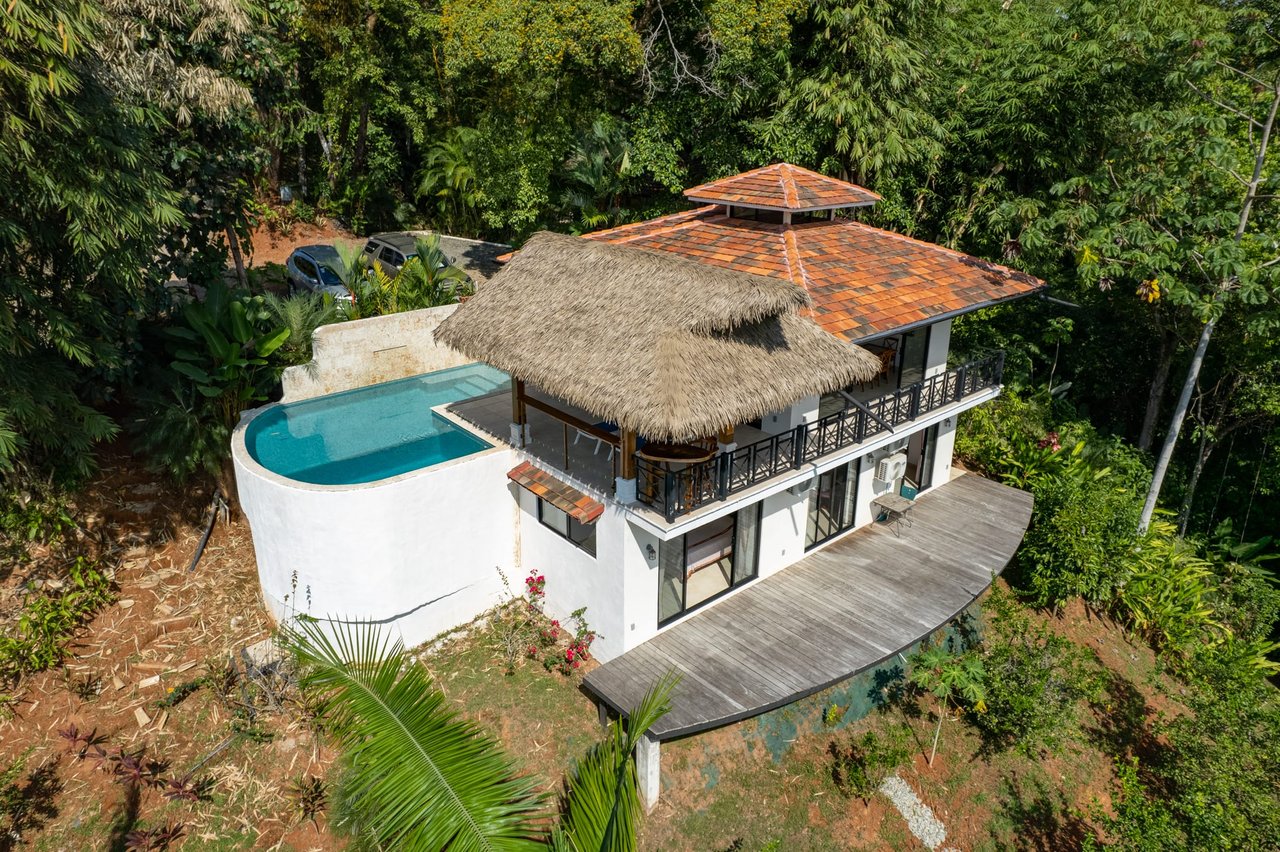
xmin=586 ymin=205 xmax=1044 ymax=341
xmin=508 ymin=461 xmax=605 ymax=525
xmin=683 ymin=164 xmax=881 ymax=211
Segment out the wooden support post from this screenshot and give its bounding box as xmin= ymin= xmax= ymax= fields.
xmin=510 ymin=379 xmax=526 ymax=446
xmin=718 ymin=426 xmax=735 ymax=445
xmin=616 ymin=428 xmax=638 ymax=503
xmin=620 ymin=429 xmax=637 ymax=480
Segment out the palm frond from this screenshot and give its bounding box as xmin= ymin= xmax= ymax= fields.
xmin=281 ymin=619 xmax=549 ymax=851
xmin=551 ymin=673 xmax=678 ymax=852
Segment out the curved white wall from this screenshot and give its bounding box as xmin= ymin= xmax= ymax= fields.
xmin=232 ymin=408 xmax=517 ymax=648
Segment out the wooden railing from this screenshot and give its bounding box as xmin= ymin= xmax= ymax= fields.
xmin=635 ymin=352 xmax=1005 ymax=521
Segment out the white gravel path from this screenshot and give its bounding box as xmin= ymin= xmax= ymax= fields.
xmin=879 ymin=773 xmax=949 ymax=850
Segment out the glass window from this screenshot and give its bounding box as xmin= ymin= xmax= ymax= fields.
xmin=537 ymin=499 xmax=596 ymax=557
xmin=317 ymin=265 xmax=343 ymax=287
xmin=294 ymin=256 xmax=318 ymax=280
xmin=806 ymin=458 xmax=860 ymax=550
xmin=379 ymin=246 xmax=401 ymax=266
xmin=898 ymin=325 xmax=931 ymax=387
xmin=362 ymin=240 xmax=378 ymax=254
xmin=658 ymin=503 xmax=762 ymax=625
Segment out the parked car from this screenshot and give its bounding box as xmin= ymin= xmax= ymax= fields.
xmin=361 ymin=232 xmax=455 ymax=277
xmin=285 ymin=245 xmax=352 ymax=301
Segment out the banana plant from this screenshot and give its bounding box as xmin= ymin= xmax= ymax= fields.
xmin=165 ymin=282 xmax=290 ymax=432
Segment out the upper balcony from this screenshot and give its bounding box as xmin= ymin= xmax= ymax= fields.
xmin=634 ymin=351 xmax=1003 ymax=520
xmin=448 ymin=351 xmax=1004 ymax=523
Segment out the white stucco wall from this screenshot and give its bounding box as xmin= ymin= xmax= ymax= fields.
xmin=930 ymin=416 xmax=959 ymax=488
xmin=515 ymin=484 xmax=659 ymax=662
xmin=762 ymin=393 xmax=820 ymax=434
xmin=233 ymin=412 xmax=518 ymax=648
xmin=281 ymin=305 xmax=468 ymax=402
xmin=757 ymin=487 xmax=808 ymax=580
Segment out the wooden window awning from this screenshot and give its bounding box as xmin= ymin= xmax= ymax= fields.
xmin=508 ymin=461 xmax=605 ymax=524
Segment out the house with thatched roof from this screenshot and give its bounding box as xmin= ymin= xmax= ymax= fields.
xmin=435 ymin=162 xmax=1039 ymax=644
xmin=235 ymin=164 xmax=1041 ymax=808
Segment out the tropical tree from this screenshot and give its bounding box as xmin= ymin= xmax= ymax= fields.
xmin=132 ymin=283 xmax=290 ymax=488
xmin=559 ymin=117 xmax=637 ymax=231
xmin=418 ymin=127 xmax=484 ymax=235
xmin=393 ymin=235 xmax=475 ymax=307
xmin=0 ymin=0 xmax=180 ymax=479
xmin=282 ymin=618 xmax=676 ymax=851
xmin=907 ymin=643 xmax=986 ymax=766
xmin=550 ymin=676 xmax=674 ymax=852
xmin=766 ymin=0 xmax=944 ymax=183
xmin=1024 ymin=5 xmax=1280 ymax=532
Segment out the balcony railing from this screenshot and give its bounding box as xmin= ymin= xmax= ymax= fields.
xmin=635 ymin=352 xmax=1004 ymax=521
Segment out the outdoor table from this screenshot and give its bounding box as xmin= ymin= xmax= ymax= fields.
xmin=635 ymin=442 xmax=716 ymax=464
xmin=635 ymin=442 xmax=717 ymax=506
xmin=871 ymin=493 xmax=916 ymax=536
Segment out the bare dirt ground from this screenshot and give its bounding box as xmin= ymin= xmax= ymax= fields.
xmin=243 ymin=218 xmax=359 ymax=268
xmin=1 ymin=450 xmax=341 ymax=850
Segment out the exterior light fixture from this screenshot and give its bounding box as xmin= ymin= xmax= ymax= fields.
xmin=645 ymin=543 xmax=657 ymax=560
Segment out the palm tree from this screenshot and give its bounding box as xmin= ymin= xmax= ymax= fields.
xmin=282 ymin=618 xmax=675 ymax=851
xmin=551 ymin=678 xmax=673 ymax=852
xmin=394 ymin=233 xmax=474 ymax=309
xmin=417 ymin=127 xmax=483 ymax=235
xmin=560 ymin=118 xmax=635 ymax=231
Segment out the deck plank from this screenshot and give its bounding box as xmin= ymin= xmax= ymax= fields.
xmin=583 ymin=474 xmax=1033 ymax=739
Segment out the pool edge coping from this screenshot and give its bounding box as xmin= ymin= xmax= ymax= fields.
xmin=231 ymin=368 xmax=513 ymax=494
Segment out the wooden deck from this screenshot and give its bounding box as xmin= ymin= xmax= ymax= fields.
xmin=583 ymin=473 xmax=1033 ymax=739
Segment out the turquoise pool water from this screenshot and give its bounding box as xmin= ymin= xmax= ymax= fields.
xmin=245 ymin=363 xmax=508 ymax=485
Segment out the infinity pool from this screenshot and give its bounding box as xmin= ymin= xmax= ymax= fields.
xmin=245 ymin=363 xmax=508 ymax=485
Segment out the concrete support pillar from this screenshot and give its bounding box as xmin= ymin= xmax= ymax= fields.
xmin=634 ymin=733 xmax=661 ymax=812
xmin=615 ymin=476 xmax=637 ymax=504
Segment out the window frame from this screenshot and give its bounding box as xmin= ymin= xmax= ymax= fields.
xmin=536 ymin=498 xmax=597 ymax=557
xmin=657 ymin=502 xmax=762 ymax=626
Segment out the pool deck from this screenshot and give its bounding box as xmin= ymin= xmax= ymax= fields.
xmin=583 ymin=473 xmax=1033 ymax=739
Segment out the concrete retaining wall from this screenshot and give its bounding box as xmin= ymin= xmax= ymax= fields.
xmin=281 ymin=305 xmax=468 ymax=402
xmin=232 ymin=412 xmax=519 ymax=648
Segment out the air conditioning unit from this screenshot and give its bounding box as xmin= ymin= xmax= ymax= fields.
xmin=788 ymin=478 xmax=814 ymax=496
xmin=876 ymin=452 xmax=908 ymax=482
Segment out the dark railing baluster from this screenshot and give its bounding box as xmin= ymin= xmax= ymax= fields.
xmin=631 ymin=352 xmax=1005 ymax=519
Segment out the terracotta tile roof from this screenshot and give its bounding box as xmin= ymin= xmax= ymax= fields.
xmin=586 ymin=207 xmax=1045 ymax=342
xmin=507 ymin=460 xmax=605 ymax=524
xmin=683 ymin=163 xmax=881 ymax=211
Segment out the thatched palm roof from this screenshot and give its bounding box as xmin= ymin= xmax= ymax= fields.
xmin=435 ymin=231 xmax=879 ymax=441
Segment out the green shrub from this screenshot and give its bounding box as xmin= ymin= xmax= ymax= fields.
xmin=975 ymin=591 xmax=1104 ymax=756
xmin=1094 ymin=657 xmax=1280 ymax=850
xmin=1116 ymin=521 xmax=1224 ymax=655
xmin=1086 ymin=758 xmax=1183 ymax=850
xmin=289 ymin=200 xmax=318 ymax=225
xmin=955 ymin=393 xmax=1050 ymax=473
xmin=1019 ymin=471 xmax=1143 ymax=606
xmin=0 ymin=557 xmax=114 ymax=685
xmin=132 ymin=282 xmax=292 ymax=486
xmin=829 ymin=727 xmax=911 ymax=802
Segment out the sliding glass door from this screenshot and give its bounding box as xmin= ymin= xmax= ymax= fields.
xmin=806 ymin=458 xmax=860 ymax=550
xmin=897 ymin=325 xmax=931 ymax=388
xmin=658 ymin=503 xmax=761 ymax=625
xmin=904 ymin=424 xmax=939 ymax=494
